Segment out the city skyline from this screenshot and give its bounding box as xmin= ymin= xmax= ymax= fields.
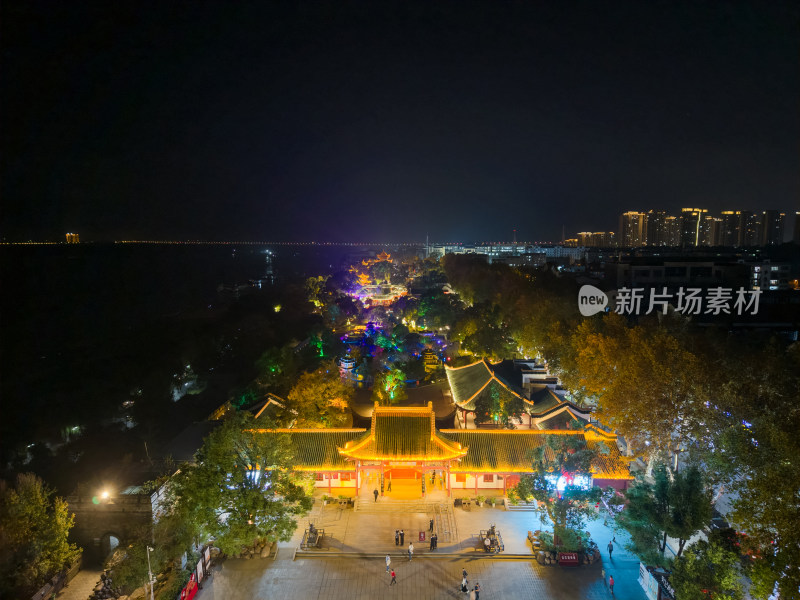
xmin=2 ymin=2 xmax=798 ymax=243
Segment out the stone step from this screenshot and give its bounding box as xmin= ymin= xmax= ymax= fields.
xmin=503 ymin=499 xmax=538 ymax=511
xmin=354 ymin=499 xmax=444 ymax=513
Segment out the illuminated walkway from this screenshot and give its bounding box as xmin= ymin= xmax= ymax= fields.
xmin=195 ymin=503 xmax=647 ymax=600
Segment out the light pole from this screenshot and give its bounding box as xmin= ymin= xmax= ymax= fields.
xmin=146 ymin=545 xmax=155 ymax=600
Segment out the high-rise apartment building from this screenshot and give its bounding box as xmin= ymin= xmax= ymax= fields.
xmin=645 ymin=210 xmax=670 ymax=246
xmin=720 ymin=211 xmax=744 ymax=246
xmin=794 ymin=212 xmax=800 ymax=244
xmin=742 ymin=211 xmax=762 ymax=246
xmin=664 ymin=216 xmax=680 ymax=246
xmin=578 ymin=232 xmax=616 ymax=247
xmin=619 ymin=211 xmax=647 ymax=247
xmin=761 ymin=210 xmax=785 ymax=245
xmin=700 ymin=216 xmax=722 ymax=246
xmin=679 ymin=208 xmax=708 ymax=247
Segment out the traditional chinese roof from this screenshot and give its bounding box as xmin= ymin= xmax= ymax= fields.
xmin=440 ymin=429 xmax=633 ymax=479
xmin=447 ymin=360 xmax=592 ymax=423
xmin=338 ymin=403 xmax=468 ymax=462
xmin=249 ymin=429 xmax=367 ymax=471
xmin=248 ymin=407 xmax=631 ymax=481
xmin=446 ymin=359 xmax=533 ymax=412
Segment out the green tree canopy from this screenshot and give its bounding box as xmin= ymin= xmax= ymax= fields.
xmin=167 ymin=411 xmax=313 ymax=556
xmin=287 ymin=362 xmax=354 ymax=427
xmin=671 ymin=531 xmax=744 ymax=600
xmin=617 ymin=463 xmax=712 ymax=561
xmin=0 ymin=473 xmax=80 ymax=598
xmin=372 ymin=367 xmax=407 ymax=405
xmin=516 ymin=435 xmax=602 ymax=550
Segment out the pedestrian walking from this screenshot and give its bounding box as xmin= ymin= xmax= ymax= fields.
xmin=390 ymin=569 xmax=396 ymax=585
xmin=474 ymin=582 xmax=480 ymax=600
xmin=388 ymin=480 xmax=392 ymax=492
xmin=609 ymin=574 xmax=615 ymax=594
xmin=408 ymin=542 xmax=414 ymax=561
xmin=432 ymin=533 xmax=438 ymax=550
xmin=374 ymin=488 xmax=379 ymax=502
xmin=462 ymin=567 xmax=468 ymax=579
xmin=460 ymin=576 xmax=469 ymax=593
xmin=385 ymin=554 xmax=391 ymax=573
xmin=400 ymin=529 xmax=404 ymax=545
xmin=395 ymin=530 xmax=399 ymax=546
xmin=429 ymin=535 xmax=434 ymax=550
xmin=429 ymin=518 xmax=434 ymax=532
xmin=469 ymin=588 xmax=476 ymax=600
xmin=601 ymin=567 xmax=606 ymax=583
xmin=607 ymin=541 xmax=613 ymax=557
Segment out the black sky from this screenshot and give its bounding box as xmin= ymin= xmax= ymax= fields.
xmin=2 ymin=1 xmax=798 ymax=243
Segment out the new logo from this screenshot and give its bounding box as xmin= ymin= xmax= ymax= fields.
xmin=578 ymin=285 xmax=608 ymax=316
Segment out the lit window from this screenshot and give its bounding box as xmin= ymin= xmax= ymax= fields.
xmin=483 ymin=474 xmax=494 ymax=483
xmin=455 ymin=474 xmax=466 ymax=483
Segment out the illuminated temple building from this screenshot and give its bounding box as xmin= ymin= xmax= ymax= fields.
xmin=252 ymin=403 xmax=633 ymax=497
xmin=446 ymin=359 xmax=593 ymax=429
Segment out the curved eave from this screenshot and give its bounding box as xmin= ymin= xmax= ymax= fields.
xmin=447 ymin=359 xmax=532 ymax=411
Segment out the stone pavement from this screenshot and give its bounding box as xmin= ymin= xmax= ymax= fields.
xmin=56 ymin=567 xmax=103 ymax=600
xmin=196 ymin=501 xmax=647 ymax=600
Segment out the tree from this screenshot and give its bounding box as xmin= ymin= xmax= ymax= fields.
xmin=287 ymin=362 xmax=354 ymax=427
xmin=710 ymin=340 xmax=800 ymax=598
xmin=473 ymin=385 xmax=526 ymax=427
xmin=167 ymin=412 xmax=313 ymax=556
xmin=372 ymin=368 xmax=407 ymax=405
xmin=516 ymin=435 xmax=602 ymax=550
xmin=617 ymin=464 xmax=712 ymax=561
xmin=671 ymin=532 xmax=744 ymax=600
xmin=0 ymin=473 xmax=80 ymax=598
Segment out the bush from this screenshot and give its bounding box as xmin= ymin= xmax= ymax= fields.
xmin=157 ymin=568 xmax=191 ymax=600
xmin=507 ymin=488 xmax=520 ymax=505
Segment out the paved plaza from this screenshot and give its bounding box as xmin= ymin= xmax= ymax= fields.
xmin=196 ymin=499 xmax=647 ymax=600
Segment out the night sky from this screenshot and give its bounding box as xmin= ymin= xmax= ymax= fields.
xmin=2 ymin=1 xmax=798 ymax=243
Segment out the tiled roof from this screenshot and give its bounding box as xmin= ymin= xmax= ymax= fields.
xmin=250 ymin=429 xmax=366 ymax=471
xmin=446 ymin=359 xmax=532 ymax=412
xmin=528 ymin=386 xmax=563 ymax=413
xmin=339 ymin=404 xmax=467 ymax=461
xmin=440 ymin=430 xmax=632 ymax=479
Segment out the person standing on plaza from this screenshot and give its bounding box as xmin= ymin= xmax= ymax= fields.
xmin=395 ymin=529 xmax=399 ymax=546
xmin=609 ymin=574 xmax=615 ymax=594
xmin=388 ymin=480 xmax=392 ymax=492
xmin=607 ymin=540 xmax=613 ymax=557
xmin=460 ymin=576 xmax=469 ymax=594
xmin=474 ymin=582 xmax=480 ymax=599
xmin=390 ymin=569 xmax=396 ymax=586
xmin=400 ymin=529 xmax=404 ymax=545
xmin=469 ymin=588 xmax=476 ymax=600
xmin=432 ymin=533 xmax=438 ymax=550
xmin=462 ymin=567 xmax=468 ymax=580
xmin=408 ymin=542 xmax=414 ymax=561
xmin=374 ymin=488 xmax=379 ymax=502
xmin=429 ymin=518 xmax=434 ymax=531
xmin=429 ymin=534 xmax=434 ymax=550
xmin=385 ymin=554 xmax=391 ymax=573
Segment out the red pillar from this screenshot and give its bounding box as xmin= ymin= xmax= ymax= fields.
xmin=474 ymin=472 xmax=478 ymax=495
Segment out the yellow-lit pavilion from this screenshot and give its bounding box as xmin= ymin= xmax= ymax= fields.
xmin=252 ymin=403 xmax=632 ymax=497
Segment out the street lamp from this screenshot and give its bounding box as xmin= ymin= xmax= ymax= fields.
xmin=146 ymin=546 xmax=155 ymax=600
